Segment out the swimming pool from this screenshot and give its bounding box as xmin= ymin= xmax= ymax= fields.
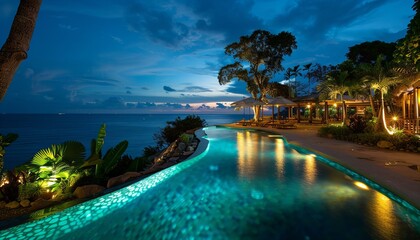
xmin=1 ymin=126 xmax=419 ymax=239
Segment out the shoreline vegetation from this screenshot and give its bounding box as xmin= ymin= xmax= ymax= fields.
xmin=0 ymin=115 xmax=207 ymax=228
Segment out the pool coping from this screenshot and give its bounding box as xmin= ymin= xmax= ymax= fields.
xmin=220 ymin=123 xmax=420 ymax=212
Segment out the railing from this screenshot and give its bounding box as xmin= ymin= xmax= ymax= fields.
xmin=397 ymin=118 xmax=420 ymax=134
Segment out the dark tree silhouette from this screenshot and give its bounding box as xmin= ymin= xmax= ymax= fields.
xmin=218 ymin=30 xmax=297 ymax=120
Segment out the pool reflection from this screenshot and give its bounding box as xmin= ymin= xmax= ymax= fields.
xmin=370 ymin=191 xmax=400 ymax=239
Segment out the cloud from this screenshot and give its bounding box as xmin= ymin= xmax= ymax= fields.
xmin=164 ymin=86 xmax=177 ymax=92
xmin=58 ymin=24 xmax=78 ymax=31
xmin=141 ymin=87 xmax=149 ymax=90
xmin=33 ymin=70 xmax=68 ymax=82
xmin=163 ymin=85 xmax=212 ymax=93
xmin=111 ymin=35 xmax=124 ymax=44
xmin=183 ymin=86 xmax=212 ymax=92
xmin=25 ymin=68 xmax=35 ymax=79
xmin=101 ymin=96 xmax=125 ymax=108
xmin=125 ymin=0 xmax=263 ymax=49
xmin=137 ymin=102 xmax=157 ymax=109
xmin=164 ymin=102 xmax=184 ymax=109
xmin=271 ymin=0 xmax=392 ymax=43
xmin=126 ymin=2 xmax=193 ymax=48
xmin=215 ymin=102 xmax=228 ymax=109
xmin=79 ymin=77 xmax=120 ymax=87
xmin=126 ymin=90 xmax=132 ymax=94
xmin=225 ymin=81 xmax=249 ymax=95
xmin=197 ymin=104 xmax=211 ymax=110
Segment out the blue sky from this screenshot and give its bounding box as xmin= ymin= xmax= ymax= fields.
xmin=0 ymin=0 xmax=415 ymax=113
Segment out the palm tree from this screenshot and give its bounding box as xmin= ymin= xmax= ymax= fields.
xmin=360 ymin=55 xmax=402 ymax=133
xmin=290 ymin=65 xmax=302 ymax=96
xmin=303 ymin=63 xmax=313 ymax=95
xmin=318 ymin=70 xmax=350 ymax=124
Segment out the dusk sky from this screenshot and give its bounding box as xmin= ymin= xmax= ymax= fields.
xmin=0 ymin=0 xmax=415 ymax=113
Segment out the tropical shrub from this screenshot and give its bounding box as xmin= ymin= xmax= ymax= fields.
xmin=17 ymin=181 xmax=43 ymax=201
xmin=348 ymin=115 xmax=367 ymax=133
xmin=27 ymin=143 xmax=86 ymax=197
xmin=143 ymin=145 xmax=160 ymax=157
xmin=0 ymin=133 xmax=18 ymax=174
xmin=154 ymin=115 xmax=206 ymax=147
xmin=0 ymin=171 xmax=22 ymax=201
xmin=318 ymin=125 xmax=420 ymax=152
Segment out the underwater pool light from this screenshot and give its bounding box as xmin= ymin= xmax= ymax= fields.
xmin=354 ymin=181 xmax=369 ymax=190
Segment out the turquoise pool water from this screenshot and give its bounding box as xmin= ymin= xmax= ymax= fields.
xmin=1 ymin=126 xmax=419 ymax=239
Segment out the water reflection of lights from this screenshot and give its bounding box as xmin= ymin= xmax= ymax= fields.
xmin=371 ymin=191 xmax=399 ymax=239
xmin=237 ymin=132 xmax=257 ymax=178
xmin=275 ymin=139 xmax=285 ymax=178
xmin=304 ymin=155 xmax=317 ymax=184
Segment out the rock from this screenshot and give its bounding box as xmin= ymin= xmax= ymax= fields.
xmin=177 ymin=142 xmax=187 ymax=152
xmin=31 ymin=198 xmax=54 ymax=210
xmin=0 ymin=201 xmax=6 ymax=208
xmin=183 ymin=151 xmax=194 ymax=156
xmin=168 ymin=157 xmax=179 ymax=163
xmin=20 ymin=199 xmax=31 ymax=208
xmin=73 ymin=185 xmax=105 ymax=199
xmin=5 ymin=201 xmax=20 ymax=209
xmin=107 ymin=172 xmax=141 ymax=189
xmin=377 ymin=140 xmax=393 ymax=149
xmin=187 ymin=146 xmax=194 ymax=151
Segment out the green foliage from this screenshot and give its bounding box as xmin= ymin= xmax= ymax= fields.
xmin=179 ymin=133 xmax=192 ymax=144
xmin=32 ymin=144 xmax=65 ymax=166
xmin=0 ymin=171 xmax=22 ymax=201
xmin=18 ymin=181 xmax=43 ymax=201
xmin=0 ymin=133 xmax=18 ymax=174
xmin=218 ymin=30 xmax=297 ymax=101
xmin=143 ymin=145 xmax=160 ymax=157
xmin=96 ymin=123 xmax=106 ymax=155
xmin=128 ymin=156 xmax=153 ymax=172
xmin=96 ymin=140 xmax=128 ymax=178
xmin=348 ymin=116 xmax=367 ymax=133
xmin=393 ymin=1 xmax=420 ymax=71
xmin=318 ymin=125 xmax=420 ymax=151
xmin=154 ymin=115 xmax=206 ymax=147
xmin=62 ymin=141 xmax=86 ymax=166
xmin=346 ymin=40 xmax=396 ymax=64
xmin=318 ymin=125 xmax=352 ymax=140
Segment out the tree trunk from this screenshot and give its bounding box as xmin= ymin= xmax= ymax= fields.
xmin=253 ymin=105 xmax=261 ymax=121
xmin=375 ymin=91 xmax=385 ymax=132
xmin=369 ymin=94 xmax=376 ymax=117
xmin=0 ymin=0 xmax=42 ymax=100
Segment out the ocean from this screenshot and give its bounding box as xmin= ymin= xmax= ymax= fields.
xmin=0 ymin=113 xmax=246 ymax=171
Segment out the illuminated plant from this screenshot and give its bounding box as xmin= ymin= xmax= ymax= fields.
xmin=28 ymin=141 xmax=86 ymax=196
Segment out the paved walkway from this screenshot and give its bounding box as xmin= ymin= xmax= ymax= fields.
xmin=223 ymin=123 xmax=420 ymax=210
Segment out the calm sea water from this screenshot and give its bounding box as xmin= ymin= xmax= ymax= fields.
xmin=0 ymin=114 xmax=244 ymax=171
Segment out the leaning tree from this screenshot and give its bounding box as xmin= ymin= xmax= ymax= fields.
xmin=218 ymin=30 xmax=297 ymax=121
xmin=0 ymin=0 xmax=42 ymax=100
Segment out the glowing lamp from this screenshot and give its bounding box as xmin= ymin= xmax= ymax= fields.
xmin=354 ymin=181 xmax=369 ymax=190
